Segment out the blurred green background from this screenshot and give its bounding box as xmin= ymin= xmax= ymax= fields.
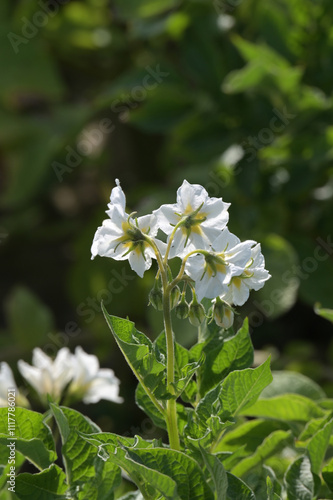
xmin=1 ymin=0 xmax=333 ymax=434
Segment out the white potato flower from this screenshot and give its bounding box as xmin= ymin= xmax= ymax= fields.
xmin=91 ymin=179 xmax=161 ymax=277
xmin=153 ymin=180 xmax=230 ymax=258
xmin=18 ymin=348 xmax=73 ymax=403
xmin=18 ymin=346 xmax=123 ymax=406
xmin=221 ymin=243 xmax=271 ymax=306
xmin=185 ymin=229 xmax=255 ymax=302
xmin=68 ymin=347 xmax=123 ymax=404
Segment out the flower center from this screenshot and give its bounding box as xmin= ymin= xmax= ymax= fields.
xmin=176 ymin=203 xmax=207 ymax=244
xmin=202 ymin=253 xmax=227 ymax=279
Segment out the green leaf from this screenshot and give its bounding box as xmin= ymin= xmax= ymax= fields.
xmin=260 ymin=371 xmax=326 ymax=400
xmin=0 ymin=407 xmax=56 ymax=470
xmin=102 ymin=307 xmax=166 ymax=415
xmin=123 ymin=447 xmax=214 ymax=500
xmin=81 ymin=434 xmax=177 ymax=499
xmin=197 ymin=318 xmax=254 ymax=396
xmin=83 ymin=433 xmax=214 ymax=500
xmin=199 ymin=448 xmax=228 ymax=500
xmin=135 ymin=383 xmax=167 ymax=431
xmin=240 ymin=394 xmax=326 ymax=421
xmin=218 ymin=358 xmax=273 ymax=418
xmin=223 ymin=36 xmax=302 ymax=96
xmin=231 ymin=430 xmax=292 ymax=477
xmin=77 ymin=459 xmax=121 ymax=500
xmin=50 ymin=404 xmax=121 ymax=498
xmin=284 ymin=455 xmax=314 ymax=500
xmin=50 ymin=404 xmax=99 ymax=485
xmin=226 ymin=473 xmax=255 ymax=500
xmin=266 ymin=467 xmax=282 ymax=500
xmin=109 ymin=447 xmax=179 ymax=500
xmin=217 ymin=419 xmax=289 ymax=454
xmin=0 ymin=437 xmax=56 ymax=472
xmin=298 ymin=413 xmax=333 ymax=441
xmin=306 ymin=418 xmax=333 ymax=475
xmin=198 ymin=358 xmax=272 ymax=423
xmin=15 ymin=465 xmax=67 ymax=500
xmin=322 ymin=457 xmax=333 ymax=492
xmin=267 ymin=476 xmax=279 ymax=500
xmin=314 ymin=304 xmax=333 ymax=323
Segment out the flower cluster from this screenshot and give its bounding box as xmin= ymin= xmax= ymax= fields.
xmin=0 ymin=346 xmax=123 ymax=408
xmin=92 ymin=179 xmax=270 ymax=328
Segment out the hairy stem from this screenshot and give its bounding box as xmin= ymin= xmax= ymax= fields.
xmin=147 ymin=236 xmax=180 ymax=450
xmin=162 ymin=273 xmax=180 ymax=450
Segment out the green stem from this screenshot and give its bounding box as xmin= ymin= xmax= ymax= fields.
xmin=147 ymin=237 xmax=180 ymax=450
xmin=162 ymin=276 xmax=180 ymax=450
xmin=171 ymin=249 xmax=205 ymax=287
xmin=163 ymin=223 xmax=181 ymax=265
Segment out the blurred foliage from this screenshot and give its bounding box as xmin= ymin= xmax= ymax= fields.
xmin=1 ymin=0 xmax=333 ymax=429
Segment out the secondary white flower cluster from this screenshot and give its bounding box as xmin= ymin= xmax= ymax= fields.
xmin=1 ymin=346 xmax=123 ymax=407
xmin=92 ymin=179 xmax=270 ymax=326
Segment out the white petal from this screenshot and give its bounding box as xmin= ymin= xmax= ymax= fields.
xmin=83 ymin=373 xmax=123 ymax=404
xmin=201 ymin=197 xmax=230 ymax=230
xmin=210 ymin=228 xmax=240 ymax=252
xmin=73 ymin=347 xmax=99 ymax=384
xmin=109 ymin=179 xmax=126 ymax=212
xmin=137 ymin=214 xmax=158 ymax=237
xmin=53 ymin=348 xmax=74 ymax=390
xmin=185 ymin=254 xmax=205 ymax=281
xmin=128 ymin=248 xmax=151 ymax=277
xmin=18 ymin=361 xmax=43 ymax=395
xmin=168 ymin=229 xmax=188 ymax=258
xmin=230 ymin=279 xmax=250 ymax=306
xmin=226 ymin=242 xmax=254 ymax=273
xmin=91 ymin=219 xmax=124 ymax=259
xmin=153 ymin=238 xmax=168 ymax=259
xmin=195 ymin=272 xmax=228 ymax=301
xmin=153 ymin=203 xmax=179 ymax=234
xmin=31 ymin=348 xmax=53 ymax=369
xmin=0 ymin=363 xmax=17 ymax=400
xmin=177 ymin=180 xmax=208 ymax=211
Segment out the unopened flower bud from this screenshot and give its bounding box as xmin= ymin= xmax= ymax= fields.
xmin=188 ymin=295 xmax=206 ymax=326
xmin=175 ymin=293 xmax=189 ymax=319
xmin=213 ymin=297 xmax=234 ymax=329
xmin=170 ymin=286 xmax=181 ymax=309
xmin=148 ymin=280 xmax=163 ymax=311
